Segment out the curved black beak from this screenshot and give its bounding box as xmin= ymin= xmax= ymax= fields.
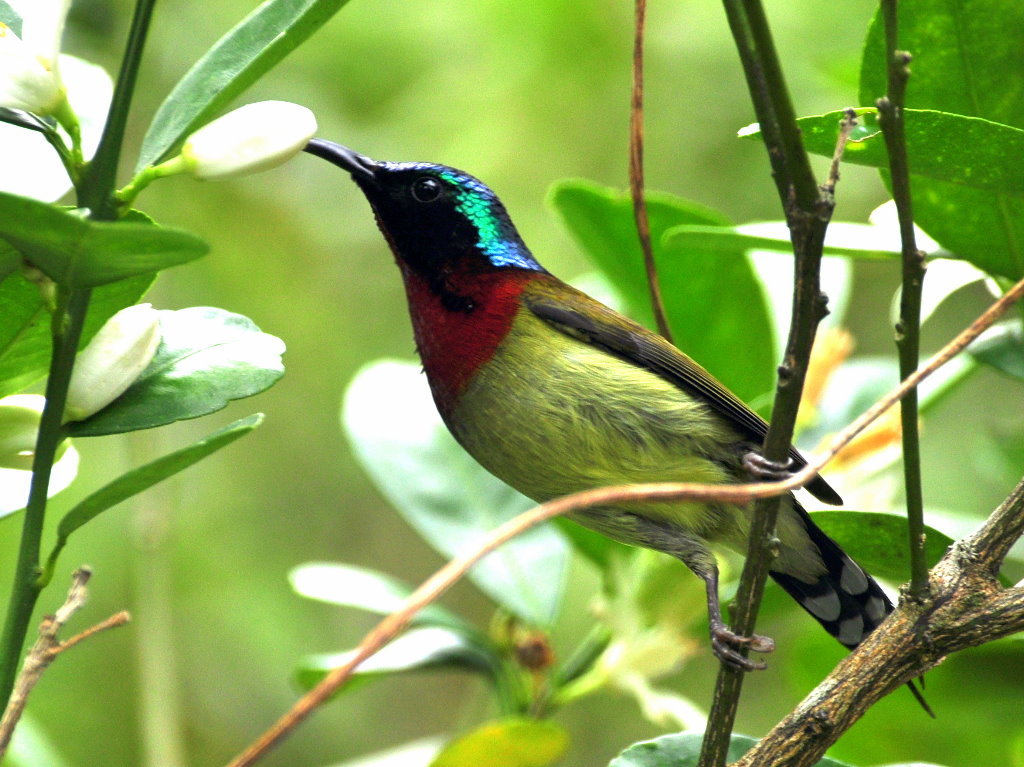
xmin=304 ymin=138 xmax=377 ymax=182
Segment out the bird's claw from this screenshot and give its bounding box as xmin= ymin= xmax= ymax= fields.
xmin=709 ymin=620 xmax=775 ymax=671
xmin=742 ymin=451 xmax=795 ymax=483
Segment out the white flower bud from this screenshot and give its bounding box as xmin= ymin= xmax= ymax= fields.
xmin=0 ymin=1 xmax=71 ymax=115
xmin=179 ymin=101 xmax=318 ymax=181
xmin=64 ymin=304 xmax=161 ymax=422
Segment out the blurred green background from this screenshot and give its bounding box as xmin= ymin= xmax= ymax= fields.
xmin=3 ymin=1 xmax=1023 ymax=765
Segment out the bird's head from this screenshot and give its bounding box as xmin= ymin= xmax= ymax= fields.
xmin=304 ymin=139 xmax=544 ymax=281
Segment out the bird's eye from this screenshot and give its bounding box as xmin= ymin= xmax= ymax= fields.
xmin=411 ymin=177 xmax=443 ymax=203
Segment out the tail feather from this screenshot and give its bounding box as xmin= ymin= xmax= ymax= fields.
xmin=770 ymin=505 xmax=934 ymax=717
xmin=770 ymin=507 xmax=891 ymax=649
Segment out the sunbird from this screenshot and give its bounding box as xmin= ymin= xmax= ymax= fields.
xmin=305 ymin=139 xmax=922 ymax=695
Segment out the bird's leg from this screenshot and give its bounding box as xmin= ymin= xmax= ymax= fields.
xmin=742 ymin=450 xmax=795 ymax=483
xmin=669 ymin=538 xmax=776 ymax=671
xmin=701 ymin=566 xmax=775 ymax=670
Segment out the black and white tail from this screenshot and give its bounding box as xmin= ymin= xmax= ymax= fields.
xmin=770 ymin=506 xmax=934 ymax=716
xmin=770 ymin=507 xmax=891 ymax=650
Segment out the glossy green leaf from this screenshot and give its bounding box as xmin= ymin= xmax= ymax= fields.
xmin=343 ymin=359 xmax=569 ymax=627
xmin=748 ymin=108 xmax=1024 ymax=198
xmin=66 ymin=308 xmax=285 ymax=436
xmin=46 ymin=415 xmax=261 ymax=572
xmin=296 ymin=626 xmax=499 ymax=693
xmin=136 ymin=0 xmax=350 ymax=170
xmin=430 ymin=719 xmax=569 ymax=767
xmin=0 ymin=194 xmax=208 ymax=287
xmin=549 ymin=180 xmax=774 ymax=403
xmin=609 ymin=733 xmax=852 ymax=767
xmin=809 ymin=511 xmax=953 ymax=584
xmin=860 ymin=0 xmax=1024 ymax=279
xmin=970 ymin=321 xmax=1024 ymax=381
xmin=0 ymin=270 xmax=154 ymax=398
xmin=289 ymin=562 xmax=475 ymax=634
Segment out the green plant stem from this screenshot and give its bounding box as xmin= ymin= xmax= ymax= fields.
xmin=78 ymin=0 xmax=158 ymax=219
xmin=699 ymin=2 xmax=833 ymax=765
xmin=0 ymin=0 xmax=158 ymax=709
xmin=0 ymin=289 xmax=92 ymax=704
xmin=878 ymin=0 xmax=929 ymax=601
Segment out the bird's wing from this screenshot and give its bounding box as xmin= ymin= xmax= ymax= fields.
xmin=523 ymin=280 xmax=843 ymax=506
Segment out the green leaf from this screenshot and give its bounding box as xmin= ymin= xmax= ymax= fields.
xmin=749 ymin=108 xmax=1024 ymax=198
xmin=609 ymin=733 xmax=853 ymax=767
xmin=289 ymin=562 xmax=475 ymax=634
xmin=45 ymin=414 xmax=262 ymax=574
xmin=136 ymin=0 xmax=351 ymax=170
xmin=66 ymin=308 xmax=285 ymax=436
xmin=343 ymin=359 xmax=569 ymax=627
xmin=970 ymin=321 xmax=1024 ymax=381
xmin=0 ymin=194 xmax=208 ymax=288
xmin=296 ymin=626 xmax=499 ymax=693
xmin=809 ymin=511 xmax=953 ymax=584
xmin=549 ymin=180 xmax=775 ymax=403
xmin=663 ymin=222 xmax=900 ymax=262
xmin=0 ymin=270 xmax=154 ymax=398
xmin=430 ymin=719 xmax=569 ymax=767
xmin=0 ymin=2 xmax=22 ymax=35
xmin=860 ymin=0 xmax=1024 ymax=279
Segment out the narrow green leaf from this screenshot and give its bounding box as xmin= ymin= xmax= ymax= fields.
xmin=0 ymin=194 xmax=208 ymax=287
xmin=289 ymin=562 xmax=475 ymax=634
xmin=609 ymin=733 xmax=853 ymax=767
xmin=343 ymin=359 xmax=569 ymax=627
xmin=65 ymin=308 xmax=285 ymax=436
xmin=47 ymin=414 xmax=262 ymax=570
xmin=970 ymin=321 xmax=1024 ymax=381
xmin=809 ymin=511 xmax=953 ymax=584
xmin=136 ymin=0 xmax=351 ymax=170
xmin=430 ymin=719 xmax=569 ymax=767
xmin=0 ymin=270 xmax=154 ymax=398
xmin=296 ymin=626 xmax=499 ymax=693
xmin=549 ymin=180 xmax=775 ymax=403
xmin=746 ymin=108 xmax=1024 ymax=198
xmin=860 ymin=0 xmax=1024 ymax=279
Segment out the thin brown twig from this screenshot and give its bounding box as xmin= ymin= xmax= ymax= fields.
xmin=224 ymin=271 xmax=1024 ymax=767
xmin=629 ymin=0 xmax=673 ymax=342
xmin=0 ymin=568 xmax=130 ymax=757
xmin=823 ymin=108 xmax=859 ymax=194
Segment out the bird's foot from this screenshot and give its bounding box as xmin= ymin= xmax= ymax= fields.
xmin=742 ymin=451 xmax=795 ymax=483
xmin=709 ymin=619 xmax=776 ymax=671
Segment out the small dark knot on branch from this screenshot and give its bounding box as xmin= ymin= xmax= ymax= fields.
xmin=816 ymin=291 xmax=830 ymax=320
xmin=804 ymin=708 xmax=835 ymax=737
